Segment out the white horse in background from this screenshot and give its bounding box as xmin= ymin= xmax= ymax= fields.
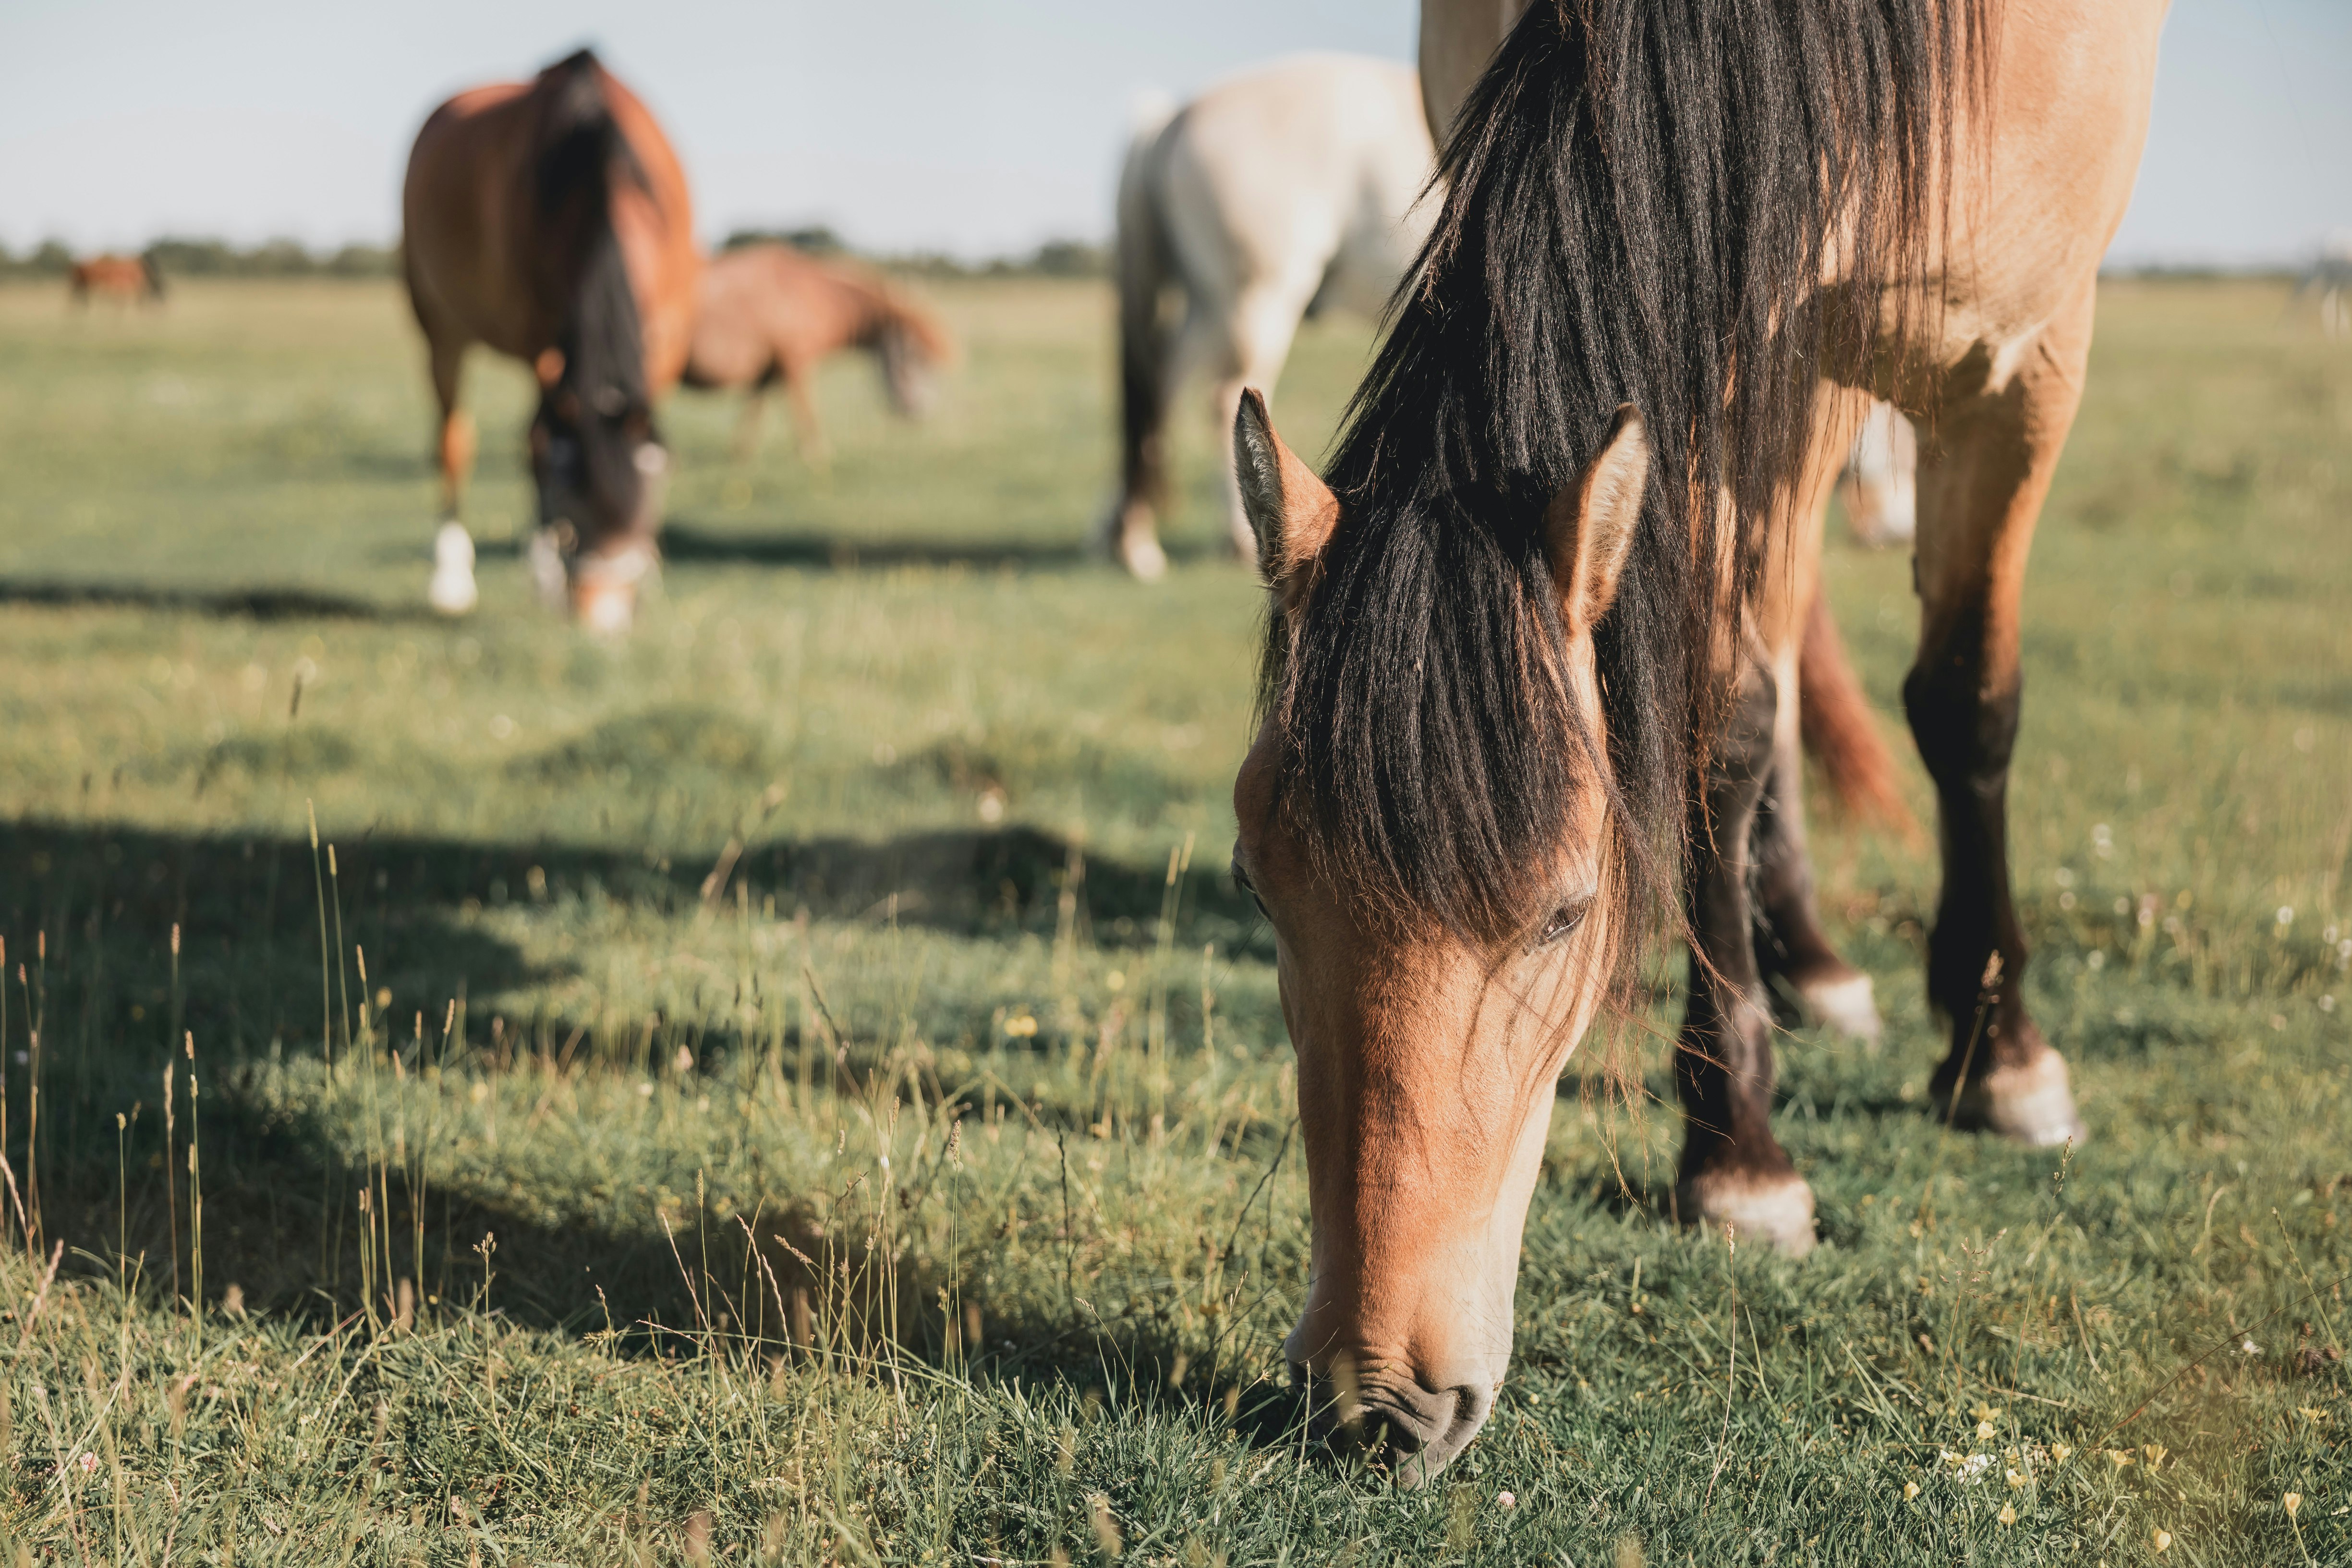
xmin=1102 ymin=55 xmax=1438 ymax=579
xmin=1841 ymin=401 xmax=1918 ymax=545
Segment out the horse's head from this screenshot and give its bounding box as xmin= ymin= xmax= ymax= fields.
xmin=1228 ymin=389 xmax=1649 ymax=1485
xmin=528 ymin=344 xmax=665 ymax=632
xmin=873 ymin=299 xmax=955 ymax=421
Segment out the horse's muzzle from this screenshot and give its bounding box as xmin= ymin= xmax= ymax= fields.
xmin=1292 ymin=1359 xmax=1497 ymax=1489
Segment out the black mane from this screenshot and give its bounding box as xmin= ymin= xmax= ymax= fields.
xmin=530 ymin=48 xmax=654 ymax=542
xmin=1262 ymin=0 xmax=1983 ymax=965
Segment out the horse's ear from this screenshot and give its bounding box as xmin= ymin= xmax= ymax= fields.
xmin=1234 ymin=388 xmax=1339 ymax=613
xmin=1543 ymin=404 xmax=1648 ymax=634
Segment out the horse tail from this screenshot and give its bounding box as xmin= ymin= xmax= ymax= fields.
xmin=1113 ymin=92 xmax=1179 ymax=512
xmin=532 ymin=49 xmax=652 ymax=523
xmin=1798 ymin=592 xmax=1915 ymax=835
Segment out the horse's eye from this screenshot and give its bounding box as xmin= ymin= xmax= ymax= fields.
xmin=1536 ymin=903 xmax=1588 ymax=947
xmin=1231 ymin=860 xmax=1271 ymax=922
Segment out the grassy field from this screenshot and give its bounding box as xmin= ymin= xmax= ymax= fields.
xmin=0 ymin=274 xmax=2344 ymax=1565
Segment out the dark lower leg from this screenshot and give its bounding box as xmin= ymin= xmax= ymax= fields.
xmin=1752 ymin=716 xmax=1863 ymax=995
xmin=1677 ymin=668 xmax=1800 ymax=1197
xmin=1902 ymin=618 xmax=2043 ymax=1081
xmin=1904 ymin=634 xmax=2079 ymax=1144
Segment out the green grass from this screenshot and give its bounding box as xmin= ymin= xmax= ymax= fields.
xmin=0 ymin=275 xmax=2345 ymax=1564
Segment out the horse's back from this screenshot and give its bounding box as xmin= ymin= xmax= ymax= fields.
xmin=400 ymin=63 xmax=698 ymax=389
xmin=1884 ymin=0 xmax=2168 ymax=391
xmin=687 ymin=244 xmax=835 ymax=387
xmin=1157 ymin=54 xmax=1434 ymax=305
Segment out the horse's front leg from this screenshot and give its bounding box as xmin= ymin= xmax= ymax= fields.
xmin=1903 ymin=281 xmax=2096 ymax=1145
xmin=1676 ymin=656 xmax=1817 ymax=1255
xmin=426 ymin=332 xmax=478 ymax=616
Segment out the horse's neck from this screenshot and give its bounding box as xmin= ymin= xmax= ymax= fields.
xmin=835 ymin=279 xmax=899 ymax=352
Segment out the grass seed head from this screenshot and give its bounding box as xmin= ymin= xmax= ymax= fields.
xmin=1088 ymin=1493 xmax=1122 ymax=1557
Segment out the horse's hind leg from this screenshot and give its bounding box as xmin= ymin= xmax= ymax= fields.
xmin=1675 ymin=655 xmax=1817 ymax=1256
xmin=1212 ymin=281 xmax=1312 ymax=560
xmin=425 ymin=333 xmax=478 ymax=616
xmin=1751 ymin=396 xmax=1882 ymax=1041
xmin=731 ymin=384 xmax=768 ymax=463
xmin=1752 ymin=637 xmax=1883 ymax=1042
xmin=1903 ymin=281 xmax=2096 ymax=1145
xmin=784 ymin=366 xmax=831 ymax=474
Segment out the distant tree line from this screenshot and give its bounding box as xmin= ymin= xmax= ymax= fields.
xmin=0 ymin=237 xmax=400 ymax=280
xmin=719 ymin=226 xmax=1109 ymax=280
xmin=1 ymin=229 xmax=1111 ymax=283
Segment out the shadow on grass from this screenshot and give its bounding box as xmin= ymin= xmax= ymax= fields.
xmin=0 ymin=814 xmax=1273 ymax=1349
xmin=1 ymin=814 xmax=1255 ymax=1021
xmin=0 ymin=576 xmax=422 ymax=622
xmin=659 ymin=520 xmax=1090 ymax=572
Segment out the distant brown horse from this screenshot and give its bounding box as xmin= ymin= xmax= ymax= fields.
xmin=69 ymin=254 xmax=164 ymax=306
xmin=683 ymin=242 xmax=956 ymax=466
xmin=402 ymin=49 xmax=700 ymax=631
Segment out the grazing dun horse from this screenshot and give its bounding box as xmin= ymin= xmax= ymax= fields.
xmin=1103 ymin=55 xmax=1437 ymax=579
xmin=682 ymin=241 xmax=957 ymax=466
xmin=402 ymin=49 xmax=700 ymax=631
xmin=1230 ymin=0 xmax=2165 ymax=1482
xmin=69 ymin=254 xmax=164 ymax=306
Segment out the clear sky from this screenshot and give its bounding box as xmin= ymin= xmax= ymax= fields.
xmin=1 ymin=0 xmax=2343 ymax=267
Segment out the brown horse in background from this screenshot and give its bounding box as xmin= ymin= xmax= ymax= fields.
xmin=402 ymin=48 xmax=700 ymax=632
xmin=683 ymin=242 xmax=956 ymax=467
xmin=70 ymin=254 xmax=164 ymax=306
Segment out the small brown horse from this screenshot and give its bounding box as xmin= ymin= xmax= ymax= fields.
xmin=69 ymin=254 xmax=164 ymax=306
xmin=683 ymin=242 xmax=956 ymax=466
xmin=402 ymin=49 xmax=700 ymax=631
xmin=1232 ymin=0 xmax=2166 ymax=1482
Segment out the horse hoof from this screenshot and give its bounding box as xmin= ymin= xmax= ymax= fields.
xmin=1935 ymin=1050 xmax=2085 ymax=1147
xmin=1115 ymin=535 xmax=1169 ymax=582
xmin=577 ymin=583 xmax=635 ymax=635
xmin=1799 ymin=972 xmax=1882 ymax=1044
xmin=1683 ymin=1170 xmax=1817 ymax=1257
xmin=428 ymin=521 xmax=477 ymax=616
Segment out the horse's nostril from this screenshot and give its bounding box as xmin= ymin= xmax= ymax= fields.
xmin=1291 ymin=1361 xmax=1492 ymax=1488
